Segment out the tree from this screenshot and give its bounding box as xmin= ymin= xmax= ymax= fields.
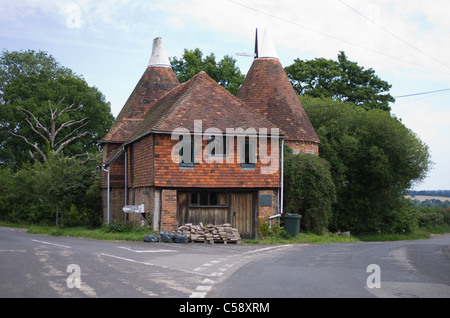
xmin=0 ymin=49 xmax=114 ymax=167
xmin=0 ymin=154 xmax=100 ymax=226
xmin=8 ymin=97 xmax=90 ymax=163
xmin=302 ymin=96 xmax=432 ymax=233
xmin=283 ymin=145 xmax=336 ymax=234
xmin=170 ymin=49 xmax=245 ymax=95
xmin=285 ymin=52 xmax=395 ymax=111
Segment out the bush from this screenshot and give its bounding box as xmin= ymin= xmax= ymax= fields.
xmin=283 ymin=146 xmax=336 ymax=235
xmin=443 ymin=209 xmax=450 ymax=225
xmin=258 ymin=220 xmax=290 ymax=240
xmin=384 ymin=198 xmax=418 ymax=234
xmin=418 ymin=207 xmax=446 ymax=228
xmin=0 ymin=156 xmax=101 ymax=226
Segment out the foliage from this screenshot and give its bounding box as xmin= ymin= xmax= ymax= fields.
xmin=285 ymin=51 xmax=395 ymax=111
xmin=21 ymin=223 xmax=155 ymax=242
xmin=0 ymin=156 xmax=101 ymax=227
xmin=410 ymin=198 xmax=450 ymax=209
xmin=258 ymin=220 xmax=289 ymax=240
xmin=0 ymin=49 xmax=114 ymax=168
xmin=302 ymin=96 xmax=432 ymax=234
xmin=283 ymin=145 xmax=336 ymax=234
xmin=417 ymin=207 xmax=450 ymax=228
xmin=170 ymin=48 xmax=245 ymax=95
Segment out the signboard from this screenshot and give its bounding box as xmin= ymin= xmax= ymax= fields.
xmin=123 ymin=204 xmax=145 ymax=213
xmin=259 ymin=194 xmax=272 ymax=207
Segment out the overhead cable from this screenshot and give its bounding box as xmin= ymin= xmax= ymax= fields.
xmin=224 ymin=0 xmax=450 ymax=77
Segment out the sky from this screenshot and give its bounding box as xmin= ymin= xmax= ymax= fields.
xmin=1 ymin=0 xmax=449 ymax=191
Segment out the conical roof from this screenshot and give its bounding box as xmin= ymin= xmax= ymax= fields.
xmin=238 ymin=30 xmax=319 ymax=144
xmin=101 ymin=38 xmax=179 ymax=144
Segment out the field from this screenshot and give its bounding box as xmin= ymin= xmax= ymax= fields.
xmin=405 ymin=195 xmax=450 ymax=202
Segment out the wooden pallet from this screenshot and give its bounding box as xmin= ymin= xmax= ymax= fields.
xmin=189 ymin=239 xmax=241 ymax=244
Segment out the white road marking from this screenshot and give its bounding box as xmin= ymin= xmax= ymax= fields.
xmin=189 ymin=292 xmax=207 ymax=298
xmin=100 ymin=253 xmax=154 ymax=266
xmin=117 ymin=246 xmax=177 ymax=253
xmin=32 ymin=239 xmax=71 ymax=249
xmin=195 ymin=285 xmax=212 ymax=292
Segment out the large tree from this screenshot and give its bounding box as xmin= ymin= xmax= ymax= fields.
xmin=170 ymin=48 xmax=245 ymax=95
xmin=302 ymin=96 xmax=431 ymax=234
xmin=0 ymin=49 xmax=114 ymax=167
xmin=285 ymin=52 xmax=395 ymax=111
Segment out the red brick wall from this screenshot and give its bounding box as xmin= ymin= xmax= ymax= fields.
xmin=287 ymin=140 xmax=319 ymax=156
xmin=257 ymin=190 xmax=279 ymax=223
xmin=161 ymin=189 xmax=177 ymax=231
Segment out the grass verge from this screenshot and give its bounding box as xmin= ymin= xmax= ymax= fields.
xmin=1 ymin=221 xmax=448 ymax=244
xmin=0 ymin=221 xmax=155 ymax=242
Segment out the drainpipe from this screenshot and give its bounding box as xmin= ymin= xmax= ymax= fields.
xmin=101 ymin=164 xmax=111 ymax=224
xmin=280 ymin=139 xmax=284 ymax=216
xmin=269 ymin=139 xmax=284 ymax=229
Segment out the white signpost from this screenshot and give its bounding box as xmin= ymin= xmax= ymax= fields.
xmin=122 ymin=203 xmax=145 ymax=213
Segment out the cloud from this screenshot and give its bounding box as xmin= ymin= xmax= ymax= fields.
xmin=158 ymin=0 xmax=450 ymax=80
xmin=4 ymin=0 xmax=449 ymax=78
xmin=392 ymin=96 xmax=450 ymax=190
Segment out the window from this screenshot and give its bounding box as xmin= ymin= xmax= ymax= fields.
xmin=210 ymin=192 xmax=218 ymax=205
xmin=191 ymin=193 xmax=198 ymax=205
xmin=207 ymin=135 xmax=227 ymax=157
xmin=180 ymin=138 xmax=194 ymax=167
xmin=240 ymin=139 xmax=256 ymax=169
xmin=190 ymin=192 xmax=229 ymax=207
xmin=200 ymin=192 xmax=208 ymax=205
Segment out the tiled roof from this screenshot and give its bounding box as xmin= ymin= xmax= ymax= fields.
xmin=238 ymin=58 xmax=320 ymax=144
xmin=125 ymin=71 xmax=282 ymax=144
xmin=100 ymin=66 xmax=179 ymax=144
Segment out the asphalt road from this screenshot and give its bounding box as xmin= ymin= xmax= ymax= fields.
xmin=208 ymin=234 xmax=450 ymax=298
xmin=1 ymin=226 xmax=449 ymax=298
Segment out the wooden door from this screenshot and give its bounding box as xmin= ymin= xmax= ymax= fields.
xmin=177 ymin=191 xmax=188 ymax=227
xmin=187 ymin=207 xmax=228 ymax=225
xmin=231 ymin=192 xmax=255 ymax=239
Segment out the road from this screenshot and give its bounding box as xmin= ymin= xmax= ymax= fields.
xmin=208 ymin=234 xmax=450 ymax=298
xmin=0 ymin=226 xmax=449 ymax=298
